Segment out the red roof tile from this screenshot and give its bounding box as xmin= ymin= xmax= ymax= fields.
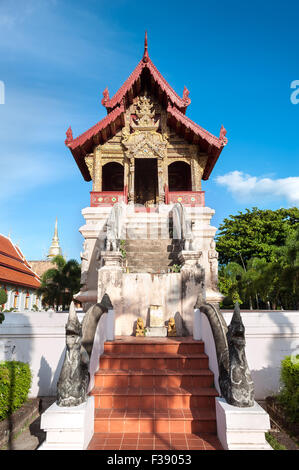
xmin=0 ymin=265 xmax=40 ymax=289
xmin=65 ymin=36 xmax=227 ymax=181
xmin=0 ymin=235 xmax=40 ymax=290
xmin=66 ymin=104 xmax=125 ymax=151
xmin=167 ymin=104 xmax=224 ymax=149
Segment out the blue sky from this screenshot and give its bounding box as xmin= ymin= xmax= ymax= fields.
xmin=0 ymin=0 xmax=298 ymax=261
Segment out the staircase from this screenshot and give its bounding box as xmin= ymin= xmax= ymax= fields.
xmin=88 ymin=336 xmax=222 ymax=450
xmin=125 ymin=239 xmax=181 ymax=273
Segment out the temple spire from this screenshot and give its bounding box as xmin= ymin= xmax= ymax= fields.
xmin=47 ymin=217 xmax=62 ymax=259
xmin=143 ymin=31 xmax=149 ymax=63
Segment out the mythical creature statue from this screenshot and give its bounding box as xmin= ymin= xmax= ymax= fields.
xmin=172 ymin=202 xmax=194 ymax=251
xmin=105 ymin=202 xmax=125 ymax=251
xmin=226 ymin=303 xmax=255 ymax=406
xmin=56 ymin=294 xmax=113 ymax=407
xmin=195 ymin=295 xmax=255 ymax=407
xmin=167 ymin=318 xmax=177 ymax=337
xmin=56 ymin=302 xmax=89 ymax=407
xmin=81 ymin=293 xmax=113 ymax=357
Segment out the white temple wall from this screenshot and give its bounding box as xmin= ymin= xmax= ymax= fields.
xmin=112 ymin=273 xmax=182 ymax=336
xmin=78 ymin=204 xmax=220 ymax=310
xmin=0 ymin=311 xmax=83 ymax=397
xmin=0 ymin=310 xmax=298 ymax=398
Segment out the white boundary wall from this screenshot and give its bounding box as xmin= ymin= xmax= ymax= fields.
xmin=196 ymin=309 xmax=299 ymax=400
xmin=1 ymin=309 xmax=299 ymax=399
xmin=0 ymin=311 xmax=84 ymax=397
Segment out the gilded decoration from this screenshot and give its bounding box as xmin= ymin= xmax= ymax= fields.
xmin=121 ymin=95 xmax=168 ymax=161
xmin=85 ymin=156 xmax=94 ymax=180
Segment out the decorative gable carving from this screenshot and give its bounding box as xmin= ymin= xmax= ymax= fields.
xmin=121 ymin=95 xmax=168 ymax=160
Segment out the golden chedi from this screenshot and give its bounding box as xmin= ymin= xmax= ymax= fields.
xmin=136 ymin=317 xmax=145 ymax=336
xmin=167 ymin=318 xmax=176 ymax=337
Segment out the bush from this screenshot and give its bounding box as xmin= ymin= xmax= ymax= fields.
xmin=277 ymin=355 xmax=299 ymax=423
xmin=0 ymin=289 xmax=7 ymax=318
xmin=0 ymin=361 xmax=32 ymax=421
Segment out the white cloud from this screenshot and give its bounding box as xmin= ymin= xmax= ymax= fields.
xmin=215 ymin=171 xmax=299 ymax=206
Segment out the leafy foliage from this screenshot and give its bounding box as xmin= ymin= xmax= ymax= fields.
xmin=277 ymin=355 xmax=299 ymax=423
xmin=170 ymin=264 xmax=181 ymax=273
xmin=0 ymin=361 xmax=32 ymax=421
xmin=37 ymin=255 xmax=81 ymax=311
xmin=0 ymin=288 xmax=7 ymax=306
xmin=216 ymin=207 xmax=299 ymax=265
xmin=0 ymin=288 xmax=8 ymax=323
xmin=265 ymin=432 xmax=287 ymax=450
xmin=217 ymin=208 xmax=299 ymax=309
xmin=119 ymin=240 xmax=127 ymax=259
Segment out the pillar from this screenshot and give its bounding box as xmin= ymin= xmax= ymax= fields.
xmin=128 ymin=157 xmax=135 ymax=204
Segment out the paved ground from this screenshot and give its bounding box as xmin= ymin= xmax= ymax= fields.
xmin=1 ymin=397 xmax=55 ymax=451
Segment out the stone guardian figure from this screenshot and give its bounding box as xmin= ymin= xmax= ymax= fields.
xmin=226 ymin=302 xmax=255 ymax=407
xmin=195 ymin=296 xmax=255 ymax=407
xmin=105 ymin=202 xmax=125 ymax=251
xmin=56 ymin=302 xmax=89 ymax=407
xmin=172 ymin=202 xmax=193 ymax=251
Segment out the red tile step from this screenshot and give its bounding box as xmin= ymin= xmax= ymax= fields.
xmin=92 ymin=386 xmax=218 ymax=409
xmin=88 ymin=432 xmax=223 ymax=450
xmin=94 ymin=408 xmax=217 ymax=434
xmin=88 ymin=336 xmax=222 ymax=450
xmin=94 ymin=369 xmax=214 ymax=388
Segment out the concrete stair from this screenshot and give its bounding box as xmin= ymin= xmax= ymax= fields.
xmin=125 ymin=238 xmax=181 ymax=273
xmin=88 ymin=336 xmax=222 ymax=450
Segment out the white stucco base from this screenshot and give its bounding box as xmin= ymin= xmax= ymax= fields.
xmin=38 ymin=396 xmax=94 ymax=450
xmin=216 ymin=398 xmax=272 ymax=450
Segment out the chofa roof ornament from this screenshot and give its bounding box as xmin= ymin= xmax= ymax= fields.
xmin=65 ymin=126 xmax=73 ymax=145
xmin=219 ymin=124 xmax=228 ymax=146
xmin=101 ymin=87 xmax=110 ymax=107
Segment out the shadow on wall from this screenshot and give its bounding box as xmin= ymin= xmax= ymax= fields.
xmin=223 ymin=310 xmax=299 ymax=399
xmin=265 ymin=311 xmax=297 ymax=398
xmin=37 ymin=350 xmax=65 ymax=397
xmin=250 ymin=366 xmax=283 ymax=399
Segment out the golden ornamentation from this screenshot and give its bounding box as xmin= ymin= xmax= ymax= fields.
xmin=135 ymin=317 xmax=145 ymax=336
xmin=85 ymin=156 xmax=94 ymax=179
xmin=132 ymin=95 xmax=159 ymax=131
xmin=167 ymin=318 xmax=177 ymax=337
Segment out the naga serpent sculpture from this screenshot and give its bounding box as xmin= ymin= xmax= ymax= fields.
xmin=56 ymin=293 xmax=113 ymax=407
xmin=195 ymin=293 xmax=255 ymax=407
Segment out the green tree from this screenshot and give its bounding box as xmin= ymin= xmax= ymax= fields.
xmin=0 ymin=288 xmax=8 ymax=323
xmin=217 ymin=209 xmax=299 ymax=310
xmin=216 ymin=207 xmax=299 ymax=265
xmin=37 ymin=255 xmax=81 ymax=311
xmin=218 ymin=262 xmax=244 ymax=307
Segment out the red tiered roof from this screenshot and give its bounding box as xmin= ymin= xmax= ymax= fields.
xmin=65 ymin=33 xmax=227 ymax=182
xmin=0 ymin=235 xmax=40 ymax=289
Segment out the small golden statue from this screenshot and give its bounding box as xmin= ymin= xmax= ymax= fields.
xmin=167 ymin=318 xmax=177 ymax=337
xmin=135 ymin=317 xmax=145 ymax=336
